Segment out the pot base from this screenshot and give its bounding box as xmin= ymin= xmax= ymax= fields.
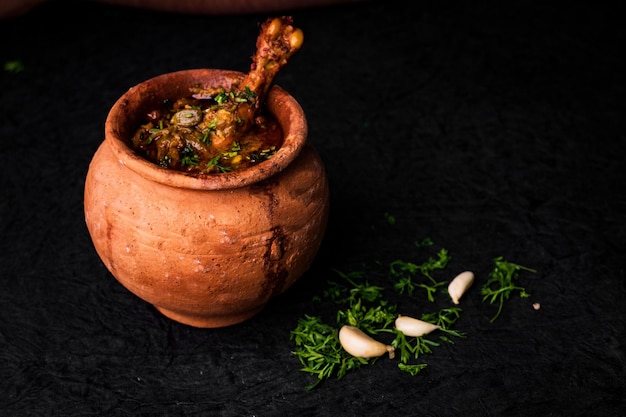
xmin=154 ymin=305 xmax=265 ymax=328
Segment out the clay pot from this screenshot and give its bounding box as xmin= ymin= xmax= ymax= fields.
xmin=84 ymin=69 xmax=329 ymax=328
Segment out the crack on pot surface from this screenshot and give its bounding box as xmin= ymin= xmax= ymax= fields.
xmin=262 ymin=225 xmax=289 ymax=300
xmin=253 ymin=180 xmax=289 ymax=300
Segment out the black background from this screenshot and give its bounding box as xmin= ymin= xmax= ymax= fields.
xmin=1 ymin=1 xmax=624 ymax=416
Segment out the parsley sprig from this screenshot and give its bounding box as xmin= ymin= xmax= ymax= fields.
xmin=291 ymin=315 xmax=366 ymax=389
xmin=292 ymin=270 xmax=396 ymax=389
xmin=4 ymin=60 xmax=24 ymax=73
xmin=390 ymin=248 xmax=451 ymax=301
xmin=481 ymin=256 xmax=536 ymax=322
xmin=388 ymin=307 xmax=464 ymax=368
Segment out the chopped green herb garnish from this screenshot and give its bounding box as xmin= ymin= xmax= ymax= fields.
xmin=390 ymin=248 xmax=451 ymax=301
xmin=180 ymin=143 xmax=199 ymax=166
xmin=4 ymin=60 xmax=24 ymax=73
xmin=326 ymin=269 xmax=384 ymax=304
xmin=414 ymin=237 xmax=434 ymax=248
xmin=292 ymin=251 xmax=465 ymax=388
xmin=292 ymin=237 xmax=537 ymax=389
xmin=421 ymin=307 xmax=465 ymax=338
xmin=291 ymin=315 xmax=367 ymax=390
xmin=481 ymin=256 xmax=536 ymax=322
xmin=199 ymin=119 xmax=218 ymax=144
xmin=391 ymin=329 xmax=439 ymax=362
xmin=397 ymin=362 xmax=428 ymax=376
xmin=213 ymin=87 xmax=256 ymax=105
xmin=205 ymin=154 xmax=232 ymax=173
xmin=213 ymin=89 xmax=229 ymax=105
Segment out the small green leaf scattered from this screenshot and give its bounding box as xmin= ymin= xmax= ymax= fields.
xmin=291 ymin=315 xmax=366 ymax=390
xmin=4 ymin=60 xmax=24 ymax=73
xmin=390 ymin=248 xmax=451 ymax=301
xmin=291 ymin=230 xmax=538 ymax=389
xmin=384 ymin=212 xmax=396 ymax=225
xmin=398 ymin=362 xmax=428 ymax=376
xmin=414 ymin=237 xmax=434 ymax=248
xmin=291 ymin=240 xmax=465 ymax=389
xmin=481 ymin=256 xmax=536 ymax=322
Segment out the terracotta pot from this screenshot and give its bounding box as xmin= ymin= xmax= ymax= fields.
xmin=84 ymin=69 xmax=329 ymax=328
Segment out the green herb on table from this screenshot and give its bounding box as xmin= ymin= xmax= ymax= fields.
xmin=291 ymin=315 xmax=366 ymax=390
xmin=292 ymin=226 xmax=537 ymax=389
xmin=323 ymin=269 xmax=384 ymax=305
xmin=389 ymin=307 xmax=464 ymax=366
xmin=414 ymin=236 xmax=434 ymax=248
xmin=4 ymin=60 xmax=24 ymax=73
xmin=481 ymin=256 xmax=536 ymax=322
xmin=291 ymin=255 xmax=464 ymax=389
xmin=391 ymin=328 xmax=437 ymax=364
xmin=420 ymin=307 xmax=465 ymax=341
xmin=398 ymin=362 xmax=428 ymax=376
xmin=390 ymin=248 xmax=451 ymax=301
xmin=292 ymin=270 xmax=393 ymax=390
xmin=384 ymin=212 xmax=396 ymax=225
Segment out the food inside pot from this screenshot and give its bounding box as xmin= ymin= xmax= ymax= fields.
xmin=131 ymin=93 xmax=284 ymax=173
xmin=130 ymin=16 xmax=303 ymax=174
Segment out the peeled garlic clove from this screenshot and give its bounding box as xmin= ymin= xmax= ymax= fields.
xmin=339 ymin=325 xmax=395 ymax=359
xmin=395 ymin=315 xmax=441 ymax=337
xmin=448 ymin=270 xmax=475 ymax=304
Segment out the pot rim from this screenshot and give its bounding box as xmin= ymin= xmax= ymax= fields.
xmin=104 ymin=68 xmax=308 ymax=191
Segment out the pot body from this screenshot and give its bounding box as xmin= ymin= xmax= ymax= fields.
xmin=84 ymin=69 xmax=329 ymax=328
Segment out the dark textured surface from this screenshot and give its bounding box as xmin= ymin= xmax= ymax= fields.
xmin=1 ymin=1 xmax=624 ymax=416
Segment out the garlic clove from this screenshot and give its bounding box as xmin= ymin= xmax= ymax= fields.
xmin=448 ymin=270 xmax=475 ymax=304
xmin=338 ymin=325 xmax=395 ymax=359
xmin=395 ymin=315 xmax=441 ymax=337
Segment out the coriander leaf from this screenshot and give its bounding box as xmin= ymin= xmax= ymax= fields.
xmin=481 ymin=256 xmax=536 ymax=322
xmin=4 ymin=60 xmax=24 ymax=73
xmin=291 ymin=315 xmax=368 ymax=390
xmin=398 ymin=362 xmax=428 ymax=375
